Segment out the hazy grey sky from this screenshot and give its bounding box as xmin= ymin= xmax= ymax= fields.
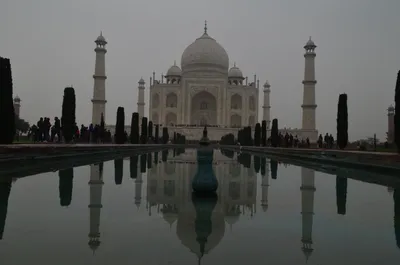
xmin=1 ymin=0 xmax=399 ymax=140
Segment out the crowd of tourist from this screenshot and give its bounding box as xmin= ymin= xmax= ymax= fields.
xmin=27 ymin=117 xmax=113 ymax=143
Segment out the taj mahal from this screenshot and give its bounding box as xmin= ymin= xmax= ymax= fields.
xmin=92 ymin=22 xmax=318 ymax=141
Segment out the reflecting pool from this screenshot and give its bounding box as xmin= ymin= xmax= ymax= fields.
xmin=0 ymin=149 xmax=399 ymax=265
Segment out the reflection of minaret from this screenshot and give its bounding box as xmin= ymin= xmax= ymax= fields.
xmin=261 ymin=162 xmax=270 ymax=212
xmin=135 ymin=169 xmax=143 ymax=209
xmin=393 ymin=189 xmax=400 ymax=249
xmin=300 ymin=168 xmax=315 ymax=262
xmin=0 ymin=180 xmax=12 ymax=240
xmin=88 ymin=164 xmax=104 ymax=254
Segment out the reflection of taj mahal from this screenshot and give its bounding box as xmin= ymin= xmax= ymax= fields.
xmin=86 ymin=150 xmax=316 ymax=262
xmin=94 ymin=22 xmax=319 ymax=141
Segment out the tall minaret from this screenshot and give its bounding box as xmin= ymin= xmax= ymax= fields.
xmin=262 ymin=81 xmax=271 ymax=128
xmin=300 ymin=167 xmax=315 ymax=262
xmin=91 ymin=32 xmax=107 ymax=125
xmin=88 ymin=163 xmax=104 ymax=254
xmin=388 ymin=105 xmax=395 ymax=144
xmin=137 ymin=78 xmax=145 ymax=120
xmin=261 ymin=161 xmax=270 ymax=212
xmin=135 ymin=170 xmax=143 ymax=209
xmin=13 ymin=96 xmax=21 ymax=118
xmin=301 ymin=37 xmax=317 ymax=135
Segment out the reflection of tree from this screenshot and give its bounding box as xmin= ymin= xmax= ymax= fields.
xmin=154 ymin=152 xmax=159 ymax=164
xmin=140 ymin=154 xmax=147 ymax=173
xmin=237 ymin=153 xmax=251 ymax=168
xmin=260 ymin=158 xmax=266 ymax=176
xmin=58 ymin=168 xmax=73 ymax=206
xmin=270 ymin=160 xmax=278 ymax=179
xmin=114 ymin=159 xmax=123 ymax=185
xmin=147 ymin=153 xmax=152 ymax=169
xmin=253 ymin=156 xmax=260 ymax=173
xmin=336 ymin=176 xmax=347 ymax=215
xmin=220 ymin=149 xmax=234 ymax=159
xmin=130 ymin=156 xmax=138 ymax=179
xmin=0 ymin=180 xmax=12 ymax=240
xmin=394 ymin=189 xmax=400 ymax=249
xmin=162 ymin=150 xmax=168 ymax=162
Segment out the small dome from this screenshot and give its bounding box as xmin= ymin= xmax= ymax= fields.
xmin=304 ymin=37 xmax=316 ymax=49
xmin=388 ymin=105 xmax=395 ymax=111
xmin=228 ymin=63 xmax=243 ymax=79
xmin=181 ymin=24 xmax=229 ymax=73
xmin=13 ymin=95 xmax=21 ymax=102
xmin=95 ymin=32 xmax=107 ymax=44
xmin=138 ymin=77 xmax=145 ymax=84
xmin=166 ymin=61 xmax=182 ymax=76
xmin=263 ymin=80 xmax=270 ymax=88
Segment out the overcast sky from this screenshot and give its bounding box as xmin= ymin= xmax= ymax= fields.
xmin=1 ymin=0 xmax=399 ymax=140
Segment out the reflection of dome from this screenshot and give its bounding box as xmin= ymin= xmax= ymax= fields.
xmin=88 ymin=238 xmax=100 ymax=254
xmin=162 ymin=204 xmax=178 ymax=226
xmin=228 ymin=63 xmax=243 ymax=79
xmin=166 ymin=61 xmax=182 ymax=76
xmin=181 ymin=24 xmax=229 ymax=73
xmin=176 ymin=207 xmax=225 ymax=257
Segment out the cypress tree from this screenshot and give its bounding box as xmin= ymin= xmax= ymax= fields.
xmin=61 ymin=87 xmax=76 ymax=143
xmin=0 ymin=57 xmax=15 ymax=144
xmin=155 ymin=125 xmax=159 ymax=144
xmin=261 ymin=120 xmax=267 ymax=147
xmin=337 ymin=94 xmax=348 ymax=149
xmin=115 ymin=107 xmax=125 ymax=144
xmin=130 ymin=112 xmax=139 ymax=144
xmin=148 ymin=121 xmax=153 ymax=141
xmin=271 ymin=118 xmax=279 ymax=147
xmin=254 ymin=123 xmax=261 ymax=146
xmin=395 ymin=71 xmax=400 ymax=152
xmin=114 ymin=159 xmax=123 ymax=185
xmin=162 ymin=127 xmax=169 ymax=144
xmin=140 ymin=154 xmax=147 ymax=173
xmin=270 ymin=160 xmax=278 ymax=179
xmin=58 ymin=168 xmax=74 ymax=207
xmin=130 ymin=155 xmax=138 ymax=179
xmin=140 ymin=117 xmax=148 ymax=144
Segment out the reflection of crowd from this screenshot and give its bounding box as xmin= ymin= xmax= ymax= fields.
xmin=267 ymin=132 xmax=311 ymax=148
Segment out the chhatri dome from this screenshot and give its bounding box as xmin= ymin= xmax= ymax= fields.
xmin=228 ymin=63 xmax=244 ymax=79
xmin=181 ymin=21 xmax=229 ymax=73
xmin=166 ymin=61 xmax=182 ymax=77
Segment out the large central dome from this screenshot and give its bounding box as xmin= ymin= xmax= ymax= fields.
xmin=181 ymin=26 xmax=229 ymax=73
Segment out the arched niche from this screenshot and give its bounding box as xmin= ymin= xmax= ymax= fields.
xmin=152 ymin=93 xmax=160 ymax=109
xmin=166 ymin=92 xmax=178 ymax=108
xmin=190 ymin=91 xmax=217 ymax=125
xmin=165 ymin=112 xmax=177 ymax=125
xmin=248 ymin=116 xmax=255 ymax=127
xmin=231 ymin=94 xmax=242 ymax=110
xmin=249 ymin=96 xmax=256 ymax=111
xmin=152 ymin=112 xmax=159 ymax=124
xmin=163 ymin=180 xmax=176 ymax=197
xmin=229 ymin=182 xmax=241 ymax=200
xmin=230 ymin=114 xmax=241 ymax=127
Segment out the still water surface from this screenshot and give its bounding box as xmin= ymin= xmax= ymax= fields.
xmin=0 ymin=149 xmax=399 ymax=265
